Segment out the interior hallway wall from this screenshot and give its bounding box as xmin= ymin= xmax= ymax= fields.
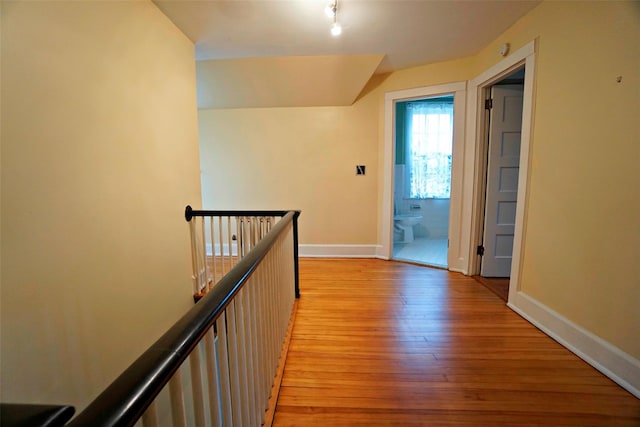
xmin=198 ymin=98 xmax=379 ymax=245
xmin=472 ymin=0 xmax=640 ymax=360
xmin=1 ymin=0 xmax=202 ymax=410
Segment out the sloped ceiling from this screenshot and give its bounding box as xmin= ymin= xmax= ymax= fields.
xmin=196 ymin=54 xmax=383 ymax=109
xmin=154 ymin=0 xmax=541 ymax=108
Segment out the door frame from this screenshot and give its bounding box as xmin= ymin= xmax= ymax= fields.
xmin=466 ymin=40 xmax=537 ymax=303
xmin=380 ymin=82 xmax=467 ymax=270
xmin=380 ymin=39 xmax=537 ymax=303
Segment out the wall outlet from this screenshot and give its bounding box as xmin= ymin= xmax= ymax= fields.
xmin=356 ymin=165 xmax=366 ymax=175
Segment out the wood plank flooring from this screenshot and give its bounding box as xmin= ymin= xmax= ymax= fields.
xmin=273 ymin=259 xmax=640 ymax=426
xmin=472 ymin=276 xmax=510 ymax=302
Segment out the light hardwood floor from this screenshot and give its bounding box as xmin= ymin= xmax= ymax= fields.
xmin=473 ymin=276 xmax=510 ymax=302
xmin=273 ymin=259 xmax=640 ymax=426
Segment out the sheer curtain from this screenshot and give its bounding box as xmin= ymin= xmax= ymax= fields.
xmin=406 ymin=99 xmax=454 ymax=199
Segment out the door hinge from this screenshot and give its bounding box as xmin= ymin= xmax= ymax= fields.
xmin=477 ymin=245 xmax=485 ymax=256
xmin=485 ymin=99 xmax=493 ymax=109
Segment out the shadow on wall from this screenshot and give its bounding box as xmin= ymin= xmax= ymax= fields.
xmin=353 ymin=72 xmax=391 ymax=103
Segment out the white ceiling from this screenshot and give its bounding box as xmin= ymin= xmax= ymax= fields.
xmin=154 ymin=0 xmax=540 ymax=108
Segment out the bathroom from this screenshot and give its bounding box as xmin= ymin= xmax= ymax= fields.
xmin=393 ymin=97 xmax=453 ymax=267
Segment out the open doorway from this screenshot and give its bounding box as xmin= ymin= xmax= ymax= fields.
xmin=474 ymin=67 xmax=525 ymax=300
xmin=381 ymin=41 xmax=536 ymax=302
xmin=381 ymin=82 xmax=466 ymax=271
xmin=392 ymin=96 xmax=454 ymax=268
xmin=464 ymin=40 xmax=536 ymax=306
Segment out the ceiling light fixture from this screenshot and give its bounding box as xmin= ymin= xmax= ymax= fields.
xmin=326 ymin=0 xmax=342 ymax=36
xmin=324 ymin=2 xmax=336 ymax=18
xmin=331 ymin=22 xmax=342 ymax=36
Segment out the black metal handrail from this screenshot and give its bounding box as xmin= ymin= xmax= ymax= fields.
xmin=66 ymin=209 xmax=300 ymax=427
xmin=184 ymin=206 xmax=293 ymax=221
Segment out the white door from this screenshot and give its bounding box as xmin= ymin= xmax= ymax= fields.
xmin=481 ymin=85 xmax=524 ymax=277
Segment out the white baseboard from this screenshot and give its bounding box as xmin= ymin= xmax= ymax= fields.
xmin=206 ymin=243 xmax=384 ymax=259
xmin=299 ymin=244 xmax=384 ymax=259
xmin=298 ymin=245 xmax=468 ymax=267
xmin=509 ymin=291 xmax=640 ymax=399
xmin=448 ymin=266 xmax=467 ymax=275
xmin=205 ymin=243 xmax=238 ymax=257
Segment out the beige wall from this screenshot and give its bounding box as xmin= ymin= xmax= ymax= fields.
xmin=198 ymin=56 xmax=476 ymax=245
xmin=473 ymin=0 xmax=640 ymax=358
xmin=199 ymin=96 xmax=379 ymax=244
xmin=198 ymin=1 xmax=639 ymax=359
xmin=1 ymin=0 xmax=201 ymax=409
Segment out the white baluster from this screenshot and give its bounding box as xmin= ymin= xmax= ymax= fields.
xmin=210 ymin=217 xmax=217 ymax=286
xmin=189 ymin=219 xmax=199 ymax=295
xmin=189 ymin=346 xmax=207 ymax=427
xmin=226 ymin=301 xmax=244 ymax=426
xmin=248 ymin=271 xmax=265 ymax=422
xmin=272 ymin=256 xmax=280 ymax=381
xmin=226 ymin=216 xmax=233 ymax=268
xmin=235 ymin=288 xmax=252 ymax=425
xmin=246 ymin=281 xmax=260 ymax=424
xmin=218 ymin=215 xmax=225 ymax=275
xmin=169 ymin=374 xmax=187 ymax=427
xmin=236 ymin=217 xmax=243 ymax=259
xmin=200 ymin=217 xmax=209 ymax=293
xmin=141 ymin=401 xmax=159 ymax=427
xmin=204 ymin=328 xmax=222 ymax=427
xmin=260 ymin=266 xmax=270 ymax=404
xmin=216 ymin=314 xmax=234 ymax=427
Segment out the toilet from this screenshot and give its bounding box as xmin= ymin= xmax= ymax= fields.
xmin=394 ymin=214 xmax=423 ymax=243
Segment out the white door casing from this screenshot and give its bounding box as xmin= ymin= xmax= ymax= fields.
xmin=464 ymin=40 xmax=536 ymax=304
xmin=381 ymin=40 xmax=536 ymax=289
xmin=481 ymin=85 xmax=524 ymax=277
xmin=381 ymin=82 xmax=467 ymax=271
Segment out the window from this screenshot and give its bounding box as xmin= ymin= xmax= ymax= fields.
xmin=406 ymin=97 xmax=454 ymax=199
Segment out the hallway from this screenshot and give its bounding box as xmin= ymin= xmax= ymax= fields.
xmin=273 ymin=259 xmax=639 ymax=426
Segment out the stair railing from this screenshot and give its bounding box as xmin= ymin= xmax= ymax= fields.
xmin=66 ymin=207 xmax=301 ymax=427
xmin=185 ymin=207 xmax=300 ymax=302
